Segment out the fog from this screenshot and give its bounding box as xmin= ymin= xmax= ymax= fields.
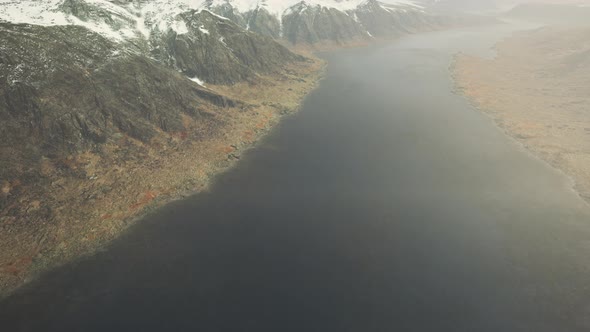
xmin=414 ymin=0 xmax=590 ymax=12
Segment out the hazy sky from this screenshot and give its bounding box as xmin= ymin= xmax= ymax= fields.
xmin=417 ymin=0 xmax=590 ymax=12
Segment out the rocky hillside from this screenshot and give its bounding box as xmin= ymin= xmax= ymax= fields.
xmin=0 ymin=0 xmax=454 ymax=296
xmin=281 ymin=3 xmax=367 ymax=44
xmin=0 ymin=4 xmax=305 ymax=183
xmin=154 ymin=10 xmax=302 ymax=84
xmin=4 ymin=0 xmax=301 ymax=84
xmin=0 ymin=0 xmax=323 ymax=295
xmin=1 ymin=22 xmax=231 ymax=171
xmin=0 ymin=16 xmax=304 ymax=230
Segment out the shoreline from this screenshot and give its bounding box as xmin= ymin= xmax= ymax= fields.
xmin=450 ymin=27 xmax=590 ymax=208
xmin=0 ymin=23 xmax=481 ymax=299
xmin=0 ymin=56 xmax=326 ymax=298
xmin=450 ymin=64 xmax=589 ymax=209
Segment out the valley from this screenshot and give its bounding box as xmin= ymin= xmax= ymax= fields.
xmin=3 ymin=0 xmax=590 ymax=330
xmin=0 ymin=0 xmax=452 ymax=297
xmin=3 ymin=23 xmax=590 ymax=331
xmin=6 ymin=3 xmax=590 ymax=329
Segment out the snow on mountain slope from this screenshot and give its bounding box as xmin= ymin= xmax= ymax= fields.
xmin=0 ymin=0 xmax=206 ymax=40
xmin=209 ymin=0 xmax=433 ymax=44
xmin=0 ymin=0 xmax=69 ymax=26
xmin=0 ymin=0 xmax=425 ymax=42
xmin=210 ymin=0 xmax=422 ymax=16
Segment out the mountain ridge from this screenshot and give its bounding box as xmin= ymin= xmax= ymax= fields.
xmin=0 ymin=0 xmax=444 ymax=46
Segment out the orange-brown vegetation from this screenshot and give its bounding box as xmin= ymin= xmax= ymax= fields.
xmin=454 ymin=26 xmax=590 ymax=204
xmin=0 ymin=56 xmax=325 ymax=297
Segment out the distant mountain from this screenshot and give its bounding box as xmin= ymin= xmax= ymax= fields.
xmin=0 ymin=0 xmax=448 ymax=46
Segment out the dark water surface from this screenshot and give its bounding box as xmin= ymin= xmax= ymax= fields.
xmin=3 ymin=25 xmax=590 ymax=331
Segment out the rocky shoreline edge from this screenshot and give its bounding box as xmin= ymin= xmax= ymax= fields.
xmin=450 ymin=50 xmax=590 ymax=209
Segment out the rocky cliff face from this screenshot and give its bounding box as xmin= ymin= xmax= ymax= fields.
xmin=244 ymin=7 xmax=282 ymax=39
xmin=282 ymin=3 xmax=367 ymax=44
xmin=47 ymin=0 xmax=301 ymax=84
xmin=205 ymin=0 xmax=249 ymax=27
xmin=209 ymin=0 xmax=449 ymax=45
xmin=354 ymin=0 xmax=438 ymax=37
xmin=152 ymin=10 xmax=301 ymax=84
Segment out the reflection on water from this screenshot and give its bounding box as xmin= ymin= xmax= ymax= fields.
xmin=2 ymin=24 xmax=590 ymax=331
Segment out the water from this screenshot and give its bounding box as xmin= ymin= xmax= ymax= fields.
xmin=2 ymin=24 xmax=590 ymax=331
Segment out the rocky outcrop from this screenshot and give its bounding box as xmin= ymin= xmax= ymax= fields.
xmin=206 ymin=2 xmax=283 ymax=39
xmin=206 ymin=1 xmax=249 ymax=27
xmin=58 ymin=0 xmax=136 ymax=30
xmin=279 ymin=0 xmax=448 ymax=45
xmin=244 ymin=7 xmax=282 ymax=39
xmin=200 ymin=0 xmax=449 ymax=44
xmin=282 ymin=2 xmax=367 ymax=44
xmin=152 ymin=10 xmax=302 ymax=84
xmin=354 ymin=0 xmax=439 ymax=37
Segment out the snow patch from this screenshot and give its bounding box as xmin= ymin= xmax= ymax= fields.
xmin=0 ymin=0 xmax=69 ymax=26
xmin=198 ymin=25 xmax=210 ymax=34
xmin=67 ymin=15 xmax=134 ymax=41
xmin=189 ymin=75 xmax=205 ymax=86
xmin=135 ymin=12 xmax=151 ymax=39
xmin=172 ymin=20 xmax=189 ymax=34
xmin=200 ymin=9 xmax=230 ymax=21
xmin=218 ymin=36 xmax=235 ymax=52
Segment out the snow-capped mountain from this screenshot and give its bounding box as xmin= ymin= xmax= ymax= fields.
xmin=0 ymin=0 xmax=452 ymax=98
xmin=0 ymin=0 xmax=444 ymax=44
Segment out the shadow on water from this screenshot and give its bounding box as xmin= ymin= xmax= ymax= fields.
xmin=2 ymin=24 xmax=590 ymax=331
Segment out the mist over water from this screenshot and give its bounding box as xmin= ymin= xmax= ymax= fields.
xmin=2 ymin=23 xmax=590 ymax=331
xmin=421 ymin=0 xmax=590 ymax=14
